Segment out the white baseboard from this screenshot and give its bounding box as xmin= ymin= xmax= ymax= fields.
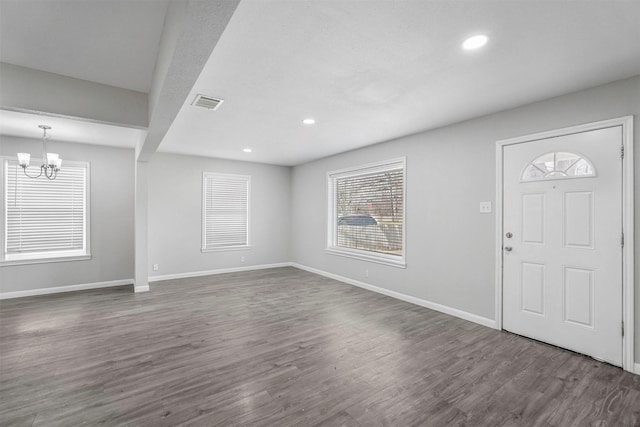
xmin=635 ymin=363 xmax=640 ymax=375
xmin=134 ymin=285 xmax=150 ymax=293
xmin=149 ymin=262 xmax=292 ymax=283
xmin=0 ymin=279 xmax=134 ymax=300
xmin=291 ymin=263 xmax=497 ymax=329
xmin=151 ymin=262 xmax=496 ymax=329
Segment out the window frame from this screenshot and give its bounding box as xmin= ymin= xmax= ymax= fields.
xmin=326 ymin=157 xmax=406 ymax=268
xmin=201 ymin=172 xmax=251 ymax=252
xmin=521 ymin=151 xmax=596 ymax=182
xmin=1 ymin=156 xmax=91 ymax=266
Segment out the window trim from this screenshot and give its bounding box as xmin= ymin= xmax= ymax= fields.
xmin=326 ymin=157 xmax=406 ymax=268
xmin=201 ymin=172 xmax=251 ymax=253
xmin=1 ymin=156 xmax=91 ymax=266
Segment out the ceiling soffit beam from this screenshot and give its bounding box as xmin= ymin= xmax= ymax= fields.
xmin=137 ymin=0 xmax=240 ymax=162
xmin=0 ymin=62 xmax=148 ymax=129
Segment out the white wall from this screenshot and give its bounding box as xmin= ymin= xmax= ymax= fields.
xmin=0 ymin=63 xmax=148 ymax=128
xmin=290 ymin=75 xmax=640 ymax=359
xmin=0 ymin=135 xmax=135 ymax=292
xmin=147 ymin=153 xmax=291 ymax=278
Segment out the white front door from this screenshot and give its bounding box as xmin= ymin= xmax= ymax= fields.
xmin=502 ymin=126 xmax=623 ymax=365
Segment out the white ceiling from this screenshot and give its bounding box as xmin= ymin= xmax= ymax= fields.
xmin=0 ymin=110 xmax=146 ymax=149
xmin=159 ymin=0 xmax=640 ymax=165
xmin=1 ymin=1 xmax=639 ymax=165
xmin=0 ymin=0 xmax=168 ymax=93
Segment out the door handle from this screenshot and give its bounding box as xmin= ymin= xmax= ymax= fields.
xmin=504 ymin=246 xmax=513 ymax=252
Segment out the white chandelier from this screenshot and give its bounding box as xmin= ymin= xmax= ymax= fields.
xmin=17 ymin=125 xmax=62 ymax=180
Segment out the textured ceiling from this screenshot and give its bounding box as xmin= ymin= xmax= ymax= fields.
xmin=0 ymin=0 xmax=168 ymax=92
xmin=1 ymin=1 xmax=639 ymax=164
xmin=0 ymin=110 xmax=145 ymax=149
xmin=159 ymin=0 xmax=640 ymax=165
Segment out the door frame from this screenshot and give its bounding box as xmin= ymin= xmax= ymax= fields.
xmin=495 ymin=116 xmax=635 ymax=373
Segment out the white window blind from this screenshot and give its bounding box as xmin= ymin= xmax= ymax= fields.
xmin=3 ymin=159 xmax=89 ymax=261
xmin=327 ymin=158 xmax=406 ymax=267
xmin=202 ymin=173 xmax=250 ymax=251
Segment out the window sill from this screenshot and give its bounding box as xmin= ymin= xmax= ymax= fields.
xmin=201 ymin=245 xmax=253 ymax=253
xmin=1 ymin=254 xmax=91 ymax=267
xmin=325 ymin=247 xmax=406 ymax=268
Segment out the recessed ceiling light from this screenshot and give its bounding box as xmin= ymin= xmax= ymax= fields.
xmin=462 ymin=34 xmax=488 ymax=50
xmin=243 ymin=148 xmax=252 ymax=153
xmin=302 ymin=118 xmax=316 ymax=125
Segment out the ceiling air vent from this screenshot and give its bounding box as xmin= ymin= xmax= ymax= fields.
xmin=191 ymin=94 xmax=224 ymax=110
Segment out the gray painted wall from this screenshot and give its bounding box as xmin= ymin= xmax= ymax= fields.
xmin=1 ymin=76 xmax=637 ymax=363
xmin=0 ymin=63 xmax=148 ymax=128
xmin=147 ymin=153 xmax=291 ymax=277
xmin=290 ymin=75 xmax=640 ymax=360
xmin=0 ymin=135 xmax=135 ymax=292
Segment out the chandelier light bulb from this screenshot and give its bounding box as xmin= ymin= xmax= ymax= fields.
xmin=17 ymin=153 xmax=31 ymax=167
xmin=47 ymin=152 xmax=59 ymax=166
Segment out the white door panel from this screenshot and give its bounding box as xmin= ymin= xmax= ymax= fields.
xmin=564 ymin=191 xmax=593 ymax=248
xmin=522 ymin=194 xmax=544 ymax=244
xmin=521 ymin=262 xmax=544 ymax=315
xmin=503 ymin=126 xmax=622 ymax=365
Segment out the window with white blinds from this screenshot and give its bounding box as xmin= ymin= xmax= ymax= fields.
xmin=202 ymin=173 xmax=250 ymax=251
xmin=2 ymin=158 xmax=90 ymax=262
xmin=327 ymin=158 xmax=406 ymax=267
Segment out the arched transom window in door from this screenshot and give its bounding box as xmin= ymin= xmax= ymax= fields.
xmin=521 ymin=151 xmax=596 ymax=182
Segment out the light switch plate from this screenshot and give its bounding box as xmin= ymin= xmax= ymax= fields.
xmin=479 ymin=201 xmax=492 ymax=213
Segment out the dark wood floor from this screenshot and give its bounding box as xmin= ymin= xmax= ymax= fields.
xmin=1 ymin=267 xmax=639 ymax=426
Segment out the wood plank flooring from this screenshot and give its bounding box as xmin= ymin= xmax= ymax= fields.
xmin=1 ymin=267 xmax=639 ymax=426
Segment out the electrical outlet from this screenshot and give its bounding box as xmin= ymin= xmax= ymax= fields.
xmin=240 ymin=256 xmax=245 ymax=262
xmin=153 ymin=264 xmax=159 ymax=271
xmin=365 ymin=269 xmax=369 ymax=278
xmin=479 ymin=201 xmax=492 ymax=214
